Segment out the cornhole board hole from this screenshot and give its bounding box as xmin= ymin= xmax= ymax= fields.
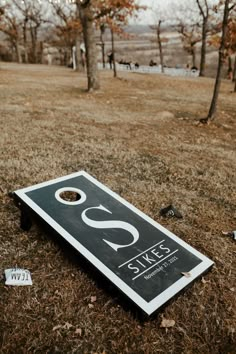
xmin=13 ymin=171 xmax=213 ymax=316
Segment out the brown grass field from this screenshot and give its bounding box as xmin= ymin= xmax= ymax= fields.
xmin=0 ymin=62 xmax=236 ymax=353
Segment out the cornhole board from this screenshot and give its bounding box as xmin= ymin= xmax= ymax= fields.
xmin=14 ymin=171 xmax=213 ymax=315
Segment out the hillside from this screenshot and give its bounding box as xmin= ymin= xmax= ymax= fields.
xmin=0 ymin=63 xmax=235 ymax=353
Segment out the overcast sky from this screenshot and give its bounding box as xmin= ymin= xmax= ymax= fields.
xmin=133 ymin=0 xmax=156 ymax=24
xmin=133 ymin=0 xmax=171 ymax=25
xmin=134 ymin=0 xmax=220 ymax=24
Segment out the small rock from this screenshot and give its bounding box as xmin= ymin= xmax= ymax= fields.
xmin=157 ymin=111 xmax=175 ymax=120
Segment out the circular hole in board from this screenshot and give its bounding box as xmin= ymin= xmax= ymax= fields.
xmin=55 ymin=187 xmax=86 ymax=205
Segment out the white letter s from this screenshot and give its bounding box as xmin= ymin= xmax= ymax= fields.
xmin=81 ymin=204 xmax=139 ymax=251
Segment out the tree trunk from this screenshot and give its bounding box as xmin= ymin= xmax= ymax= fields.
xmin=78 ymin=0 xmax=100 ymax=91
xmin=157 ymin=20 xmax=164 ymax=73
xmin=101 ymin=42 xmax=105 ymax=68
xmin=199 ymin=18 xmax=207 ymax=76
xmin=100 ymin=24 xmax=106 ymax=69
xmin=227 ymin=55 xmax=232 ymax=79
xmin=206 ymin=0 xmax=230 ymax=121
xmin=192 ymin=46 xmax=196 ymax=68
xmin=30 ymin=26 xmax=37 ymax=64
xmin=23 ymin=21 xmax=28 ymax=63
xmin=233 ymin=55 xmax=236 ymax=92
xmin=196 ymin=0 xmax=209 ymax=77
xmin=228 ymin=56 xmax=232 ymax=71
xmin=75 ymin=36 xmax=84 ymax=71
xmin=232 ymin=55 xmax=236 ymax=82
xmin=15 ymin=41 xmax=22 ymax=63
xmin=75 ymin=6 xmax=84 ymax=72
xmin=72 ymin=45 xmax=77 ymax=70
xmin=111 ymin=28 xmax=117 ymax=78
xmin=39 ymin=41 xmax=44 ymax=64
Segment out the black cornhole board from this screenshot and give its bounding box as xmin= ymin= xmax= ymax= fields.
xmin=14 ymin=171 xmax=213 ymax=315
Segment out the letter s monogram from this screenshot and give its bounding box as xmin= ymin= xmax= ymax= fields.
xmin=81 ymin=204 xmax=139 ymax=251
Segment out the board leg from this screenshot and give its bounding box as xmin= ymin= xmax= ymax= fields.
xmin=20 ymin=209 xmax=32 ymax=231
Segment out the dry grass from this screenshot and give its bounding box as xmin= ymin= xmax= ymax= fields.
xmin=0 ymin=62 xmax=236 ymax=354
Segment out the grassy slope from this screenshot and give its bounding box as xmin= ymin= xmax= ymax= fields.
xmin=0 ymin=63 xmax=235 ymax=353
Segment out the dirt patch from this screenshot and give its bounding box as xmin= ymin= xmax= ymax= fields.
xmin=0 ymin=63 xmax=235 ymax=353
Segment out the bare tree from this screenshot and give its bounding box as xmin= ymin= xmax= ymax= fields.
xmin=227 ymin=9 xmax=236 ymax=90
xmin=157 ymin=20 xmax=165 ymax=73
xmin=12 ymin=0 xmax=50 ymax=63
xmin=150 ymin=2 xmax=170 ymax=73
xmin=95 ymin=0 xmax=143 ymax=78
xmin=77 ymin=0 xmax=100 ymax=91
xmin=150 ymin=20 xmax=166 ymax=73
xmin=75 ymin=4 xmax=84 ymax=71
xmin=11 ymin=0 xmax=31 ymax=63
xmin=196 ymin=0 xmax=210 ymax=76
xmin=171 ymin=0 xmax=202 ymax=68
xmin=28 ymin=3 xmax=49 ymax=63
xmin=110 ymin=27 xmax=117 ymax=77
xmin=201 ymin=0 xmax=236 ymax=123
xmin=178 ymin=23 xmax=201 ymax=68
xmin=0 ymin=6 xmax=22 ymax=63
xmin=99 ymin=23 xmax=106 ymax=68
xmin=49 ymin=0 xmax=83 ymax=68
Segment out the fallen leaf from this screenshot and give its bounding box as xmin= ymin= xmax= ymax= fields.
xmin=75 ymin=328 xmax=82 ymax=336
xmin=52 ymin=325 xmax=62 ymax=331
xmin=160 ymin=318 xmax=175 ymax=328
xmin=88 ymin=303 xmax=94 ymax=309
xmin=63 ymin=322 xmax=73 ymax=330
xmin=181 ymin=272 xmax=191 ymax=278
xmin=201 ymin=277 xmax=210 ymax=284
xmin=91 ymin=296 xmax=97 ymax=303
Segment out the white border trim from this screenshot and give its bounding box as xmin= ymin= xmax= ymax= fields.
xmin=15 ymin=171 xmax=214 ymax=315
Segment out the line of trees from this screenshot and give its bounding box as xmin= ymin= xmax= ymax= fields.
xmin=0 ymin=0 xmax=143 ymax=90
xmin=0 ymin=0 xmax=52 ymax=63
xmin=149 ymin=0 xmax=236 ymax=121
xmin=0 ymin=0 xmax=235 ymax=119
xmin=77 ymin=0 xmax=144 ymax=90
